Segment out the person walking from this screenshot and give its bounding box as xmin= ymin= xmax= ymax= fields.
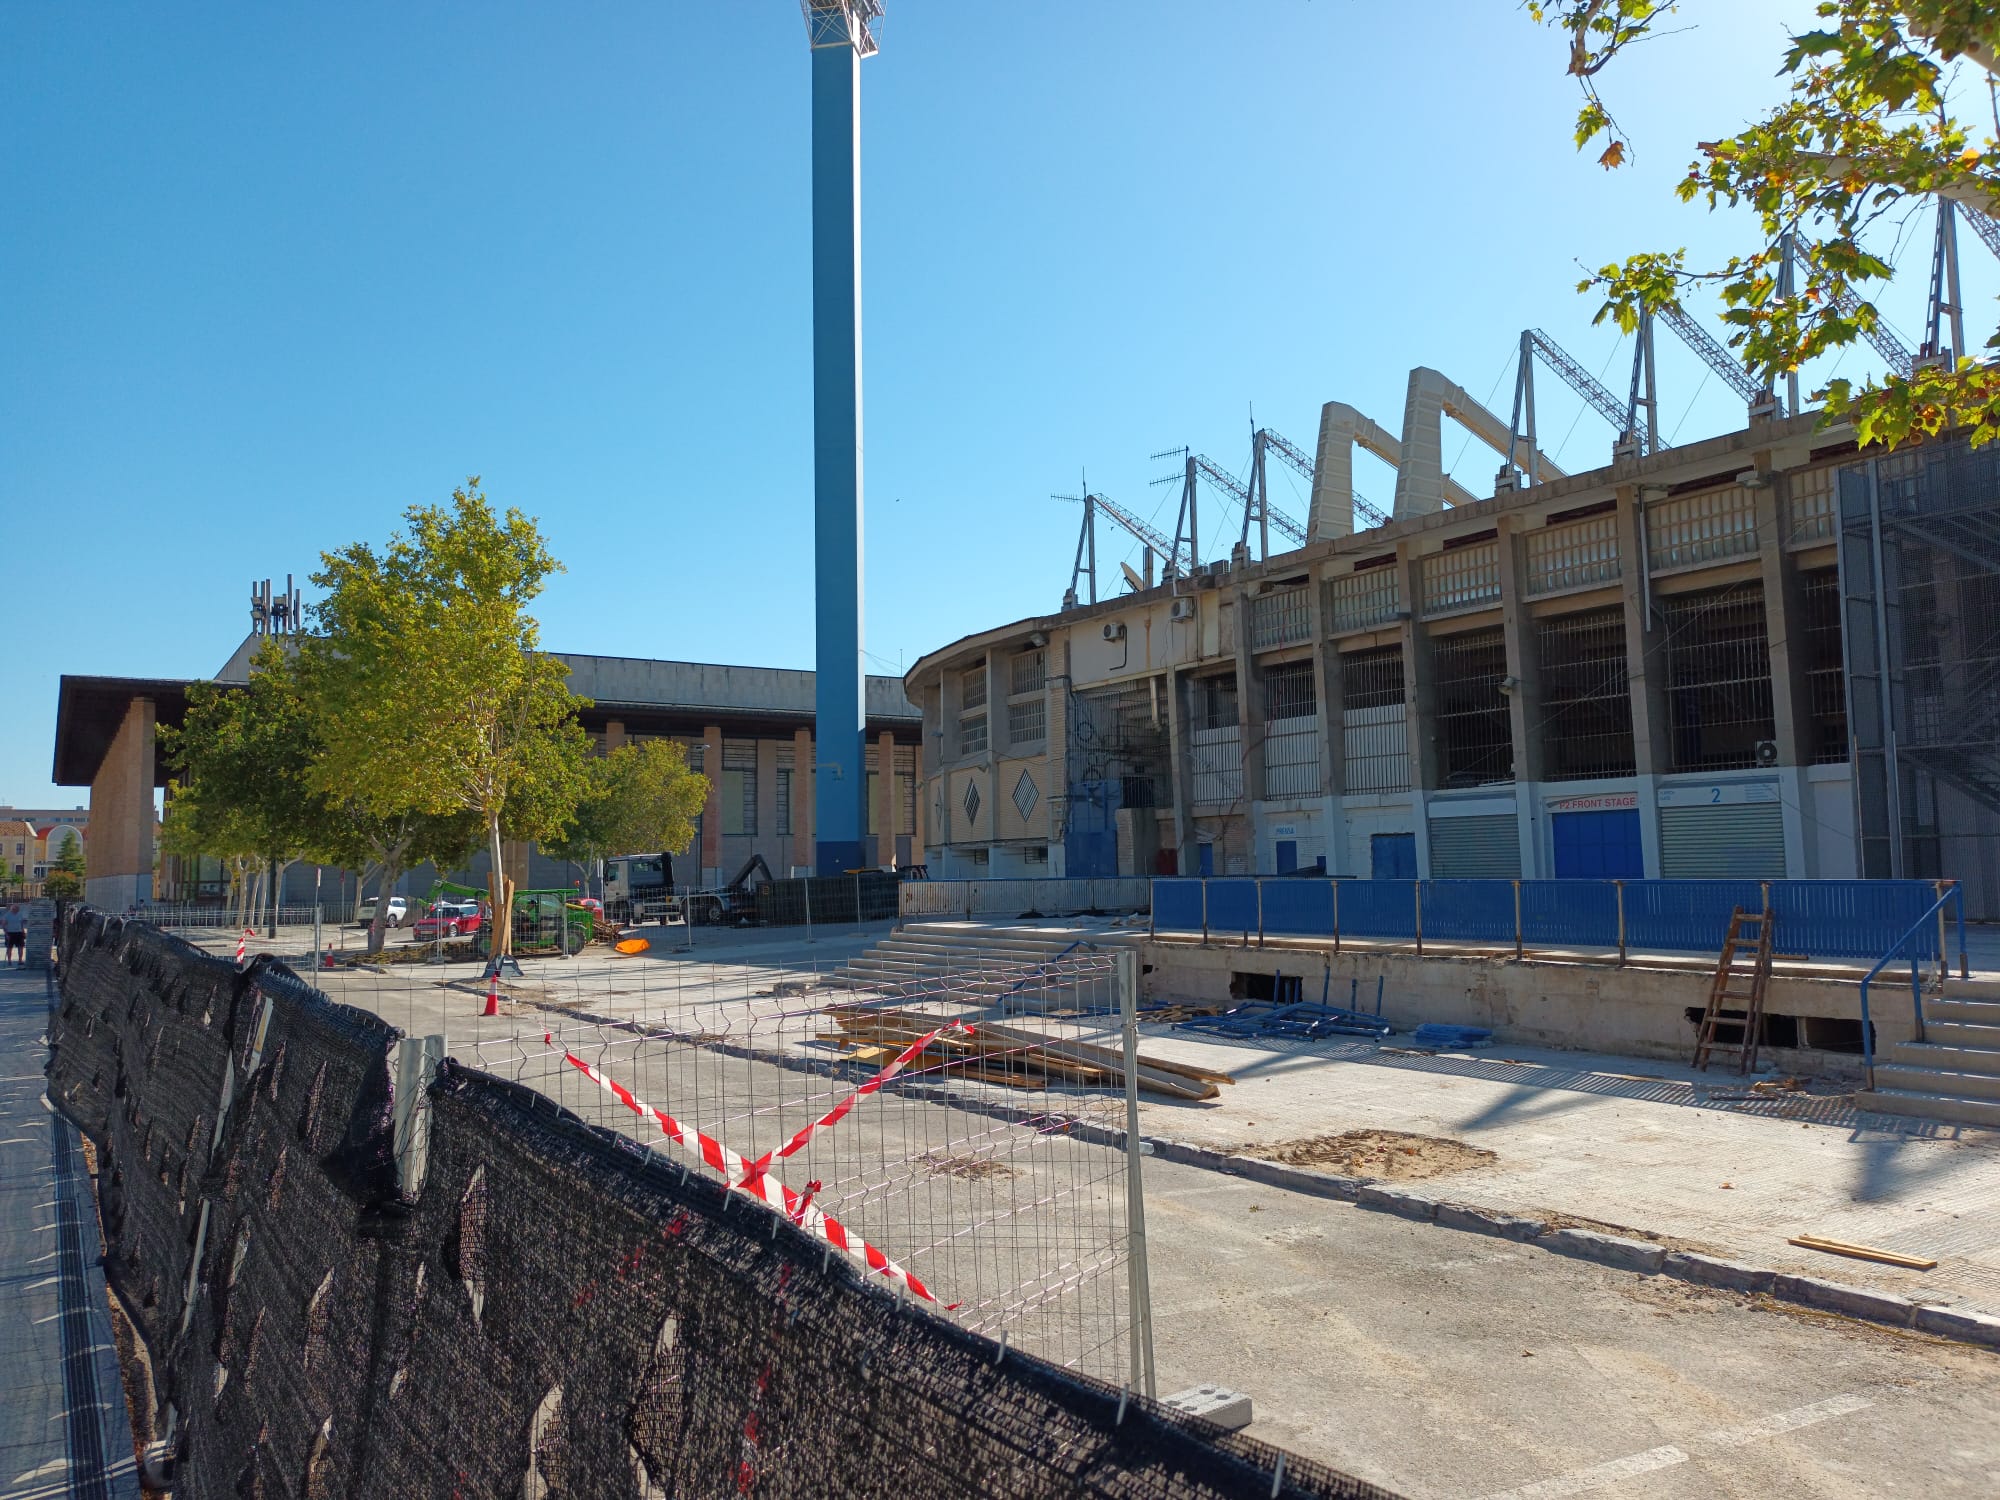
xmin=2 ymin=903 xmax=26 ymax=966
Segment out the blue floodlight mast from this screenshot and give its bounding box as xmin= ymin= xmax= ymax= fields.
xmin=803 ymin=0 xmax=881 ymax=876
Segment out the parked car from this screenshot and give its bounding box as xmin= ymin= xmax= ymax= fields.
xmin=414 ymin=900 xmax=483 ymax=940
xmin=356 ymin=895 xmax=409 ymax=928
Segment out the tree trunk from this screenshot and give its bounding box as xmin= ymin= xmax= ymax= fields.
xmin=489 ymin=815 xmax=514 ymax=959
xmin=367 ymin=861 xmax=400 ymax=956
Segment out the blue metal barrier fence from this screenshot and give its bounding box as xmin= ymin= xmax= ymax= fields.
xmin=1150 ymin=877 xmax=1964 ymax=967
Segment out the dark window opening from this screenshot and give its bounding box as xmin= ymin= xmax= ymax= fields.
xmin=1536 ymin=608 xmax=1634 ymax=780
xmin=1800 ymin=569 xmax=1849 ymax=764
xmin=1231 ymin=971 xmax=1305 ymax=1003
xmin=1431 ymin=626 xmax=1513 ymax=787
xmin=1663 ymin=583 xmax=1775 ymax=771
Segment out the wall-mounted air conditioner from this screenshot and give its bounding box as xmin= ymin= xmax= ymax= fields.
xmin=1102 ymin=620 xmax=1127 ymax=641
xmin=1169 ymin=597 xmax=1197 ymax=622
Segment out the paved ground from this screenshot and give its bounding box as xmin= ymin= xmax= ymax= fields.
xmin=170 ymin=921 xmax=2000 ymax=1495
xmin=1145 ymin=1162 xmax=2000 ymax=1499
xmin=0 ymin=967 xmax=135 ymax=1500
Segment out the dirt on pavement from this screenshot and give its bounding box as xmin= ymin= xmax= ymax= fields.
xmin=1244 ymin=1128 xmax=1498 ymax=1180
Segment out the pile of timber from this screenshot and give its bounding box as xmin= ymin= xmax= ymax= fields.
xmin=822 ymin=1006 xmax=1233 ymax=1102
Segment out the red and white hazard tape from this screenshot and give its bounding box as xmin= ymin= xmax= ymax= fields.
xmin=554 ymin=1046 xmax=950 ymax=1307
xmin=744 ymin=1018 xmax=967 ymax=1179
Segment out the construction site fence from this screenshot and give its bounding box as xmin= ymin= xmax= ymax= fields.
xmin=900 ymin=878 xmax=1154 ymax=920
xmin=751 ymin=869 xmax=902 ymax=925
xmin=47 ymin=907 xmax=1386 ymax=1499
xmin=1151 ymin=876 xmax=1966 ymax=967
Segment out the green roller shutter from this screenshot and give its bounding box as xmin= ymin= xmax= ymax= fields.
xmin=1659 ymin=803 xmax=1786 ymax=878
xmin=1428 ymin=814 xmax=1521 ymax=877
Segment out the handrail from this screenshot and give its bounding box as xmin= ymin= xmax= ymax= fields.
xmin=1857 ymin=884 xmax=1960 ymax=1091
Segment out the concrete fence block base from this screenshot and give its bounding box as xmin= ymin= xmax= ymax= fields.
xmin=1354 ymin=1185 xmax=1439 ymax=1222
xmin=1773 ymin=1273 xmax=1919 ymax=1328
xmin=1914 ymin=1304 xmax=2000 ymax=1344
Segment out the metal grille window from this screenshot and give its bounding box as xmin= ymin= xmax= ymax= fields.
xmin=1800 ymin=568 xmax=1848 ymax=763
xmin=1646 ymin=485 xmax=1758 ymax=572
xmin=896 ymin=744 xmax=917 ymax=834
xmin=1249 ymin=586 xmax=1311 ymax=650
xmin=1261 ymin=660 xmax=1320 ymax=798
xmin=1192 ymin=672 xmax=1239 ymax=731
xmin=775 ymin=770 xmax=792 ymax=836
xmin=721 ymin=740 xmax=757 ymax=837
xmin=1663 ymin=583 xmax=1776 ymax=771
xmin=1325 ymin=566 xmax=1401 ymax=632
xmin=1009 ymin=649 xmax=1046 ymax=698
xmin=1007 ymin=698 xmax=1046 ymax=747
xmin=1535 ymin=608 xmax=1634 ymax=780
xmin=959 ymin=713 xmax=987 ymax=755
xmin=1525 ymin=514 xmax=1620 ymax=597
xmin=959 ymin=662 xmax=989 ymax=755
xmin=1785 ymin=466 xmax=1838 ymax=545
xmin=1431 ymin=627 xmax=1513 ymax=787
xmin=1340 ymin=645 xmax=1408 ymax=792
xmin=1420 ymin=541 xmax=1502 ymax=617
xmin=961 ymin=664 xmax=988 ymax=711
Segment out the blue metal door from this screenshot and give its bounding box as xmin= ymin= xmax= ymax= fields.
xmin=1198 ymin=843 xmax=1215 ymax=877
xmin=1275 ymin=839 xmax=1298 ymax=875
xmin=1551 ymin=809 xmax=1644 ymax=878
xmin=1371 ymin=832 xmax=1417 ymax=879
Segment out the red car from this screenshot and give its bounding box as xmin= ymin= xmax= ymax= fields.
xmin=414 ymin=900 xmax=485 ymax=939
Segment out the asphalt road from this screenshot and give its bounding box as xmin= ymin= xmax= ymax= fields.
xmin=1142 ymin=1163 xmax=2000 ymax=1499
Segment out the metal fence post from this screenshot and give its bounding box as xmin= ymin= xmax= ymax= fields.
xmin=313 ymin=903 xmax=323 ymax=974
xmin=1117 ymin=948 xmax=1157 ymax=1398
xmin=1615 ymin=880 xmax=1627 ymax=966
xmin=1200 ymin=880 xmax=1210 ymax=946
xmin=1148 ymin=881 xmax=1157 ymax=941
xmin=1414 ymin=881 xmax=1423 ymax=957
xmin=1937 ymin=880 xmax=1950 ymax=991
xmin=1513 ymin=880 xmax=1522 ymax=960
xmin=1956 ymin=883 xmax=1968 ymax=981
xmin=1256 ymin=880 xmax=1265 ymax=948
xmin=1332 ymin=878 xmax=1341 ymax=955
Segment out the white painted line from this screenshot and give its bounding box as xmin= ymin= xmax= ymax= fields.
xmin=1696 ymin=1391 xmax=1871 ymax=1448
xmin=1482 ymin=1392 xmax=1874 ymax=1499
xmin=1483 ymin=1444 xmax=1689 ymax=1499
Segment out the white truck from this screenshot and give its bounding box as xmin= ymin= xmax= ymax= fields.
xmin=600 ymin=854 xmax=687 ymax=928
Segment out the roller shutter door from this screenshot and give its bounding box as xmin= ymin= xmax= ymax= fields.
xmin=1427 ymin=814 xmax=1521 ymax=877
xmin=1659 ymin=803 xmax=1785 ymax=878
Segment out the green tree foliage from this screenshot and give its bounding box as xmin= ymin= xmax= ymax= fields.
xmin=545 ymin=739 xmax=710 ymax=873
xmin=1530 ymin=1 xmax=2000 ymax=446
xmin=45 ymin=839 xmax=87 ymax=901
xmin=164 ymin=638 xmax=480 ymax=952
xmin=308 ymin=481 xmax=591 ymax=953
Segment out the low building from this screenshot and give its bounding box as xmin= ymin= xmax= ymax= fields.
xmin=53 ymin=639 xmax=922 ymax=910
xmin=905 ymin=400 xmax=2000 ymax=919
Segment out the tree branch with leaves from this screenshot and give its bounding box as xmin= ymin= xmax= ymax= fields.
xmin=1530 ymin=0 xmax=2000 ymax=447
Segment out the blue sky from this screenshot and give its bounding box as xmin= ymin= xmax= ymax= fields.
xmin=5 ymin=1 xmax=1987 ymax=807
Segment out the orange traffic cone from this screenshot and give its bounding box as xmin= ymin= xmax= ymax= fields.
xmin=483 ymin=970 xmax=500 ymax=1017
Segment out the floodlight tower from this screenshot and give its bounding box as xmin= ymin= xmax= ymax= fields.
xmin=802 ymin=0 xmax=881 ymax=876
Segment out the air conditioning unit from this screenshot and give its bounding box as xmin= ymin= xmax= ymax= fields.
xmin=1102 ymin=620 xmax=1127 ymax=641
xmin=1169 ymin=597 xmax=1197 ymax=622
xmin=1753 ymin=739 xmax=1780 ymax=767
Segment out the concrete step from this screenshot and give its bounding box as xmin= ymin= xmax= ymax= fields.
xmin=1872 ymin=1062 xmax=2000 ymax=1103
xmin=1918 ymin=1020 xmax=2000 ymax=1050
xmin=1925 ymin=997 xmax=2000 ymax=1026
xmin=1880 ymin=1043 xmax=2000 ymax=1082
xmin=1855 ymin=1087 xmax=2000 ymax=1129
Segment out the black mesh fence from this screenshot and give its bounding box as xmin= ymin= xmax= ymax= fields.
xmin=48 ymin=907 xmax=1397 ymax=1499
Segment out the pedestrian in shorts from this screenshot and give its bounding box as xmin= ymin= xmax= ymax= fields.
xmin=2 ymin=904 xmax=26 ymax=966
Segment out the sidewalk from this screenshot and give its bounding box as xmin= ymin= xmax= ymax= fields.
xmin=0 ymin=966 xmax=136 ymax=1500
xmin=1130 ymin=1023 xmax=2000 ymax=1319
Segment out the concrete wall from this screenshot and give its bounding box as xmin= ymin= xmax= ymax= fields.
xmin=559 ymin=653 xmax=917 ymax=720
xmin=900 ymin=878 xmax=1150 ymax=919
xmin=85 ymin=697 xmax=155 ymax=910
xmin=1140 ymin=938 xmax=1906 ymax=1079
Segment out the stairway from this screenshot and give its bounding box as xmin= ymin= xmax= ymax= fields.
xmin=1859 ymin=986 xmax=2000 ymax=1129
xmin=832 ymin=920 xmax=1143 ymax=1007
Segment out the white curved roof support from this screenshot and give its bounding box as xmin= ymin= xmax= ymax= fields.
xmin=1394 ymin=367 xmax=1563 ymax=519
xmin=1311 ymin=402 xmax=1395 ymax=541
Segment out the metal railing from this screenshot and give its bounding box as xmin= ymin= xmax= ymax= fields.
xmin=1856 ymin=882 xmax=1967 ymax=1089
xmin=1150 ymin=876 xmax=1959 ymax=967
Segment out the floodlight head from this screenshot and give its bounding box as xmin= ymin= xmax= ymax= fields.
xmin=801 ymin=0 xmax=883 ymax=56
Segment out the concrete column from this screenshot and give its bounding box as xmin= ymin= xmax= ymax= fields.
xmin=1045 ymin=649 xmax=1070 ymax=874
xmin=1399 ymin=542 xmax=1436 ymax=876
xmin=1497 ymin=515 xmax=1545 ymax=876
xmin=757 ymin=737 xmax=781 ymax=868
xmin=701 ymin=724 xmax=723 ymax=884
xmin=792 ymin=727 xmax=815 ymax=875
xmin=1754 ymin=471 xmax=1811 ymax=876
xmin=1309 ymin=581 xmax=1349 ymax=875
xmin=1233 ymin=586 xmax=1265 ymax=867
xmin=1165 ymin=667 xmax=1196 ymax=874
xmin=1616 ymin=484 xmax=1669 ymax=876
xmin=876 ymin=729 xmax=896 ymax=866
xmin=86 ymin=696 xmax=156 ymax=910
xmin=604 ymin=719 xmax=627 ymax=752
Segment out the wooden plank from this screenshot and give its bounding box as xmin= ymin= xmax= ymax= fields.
xmin=1787 ymin=1234 xmax=1938 ymax=1271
